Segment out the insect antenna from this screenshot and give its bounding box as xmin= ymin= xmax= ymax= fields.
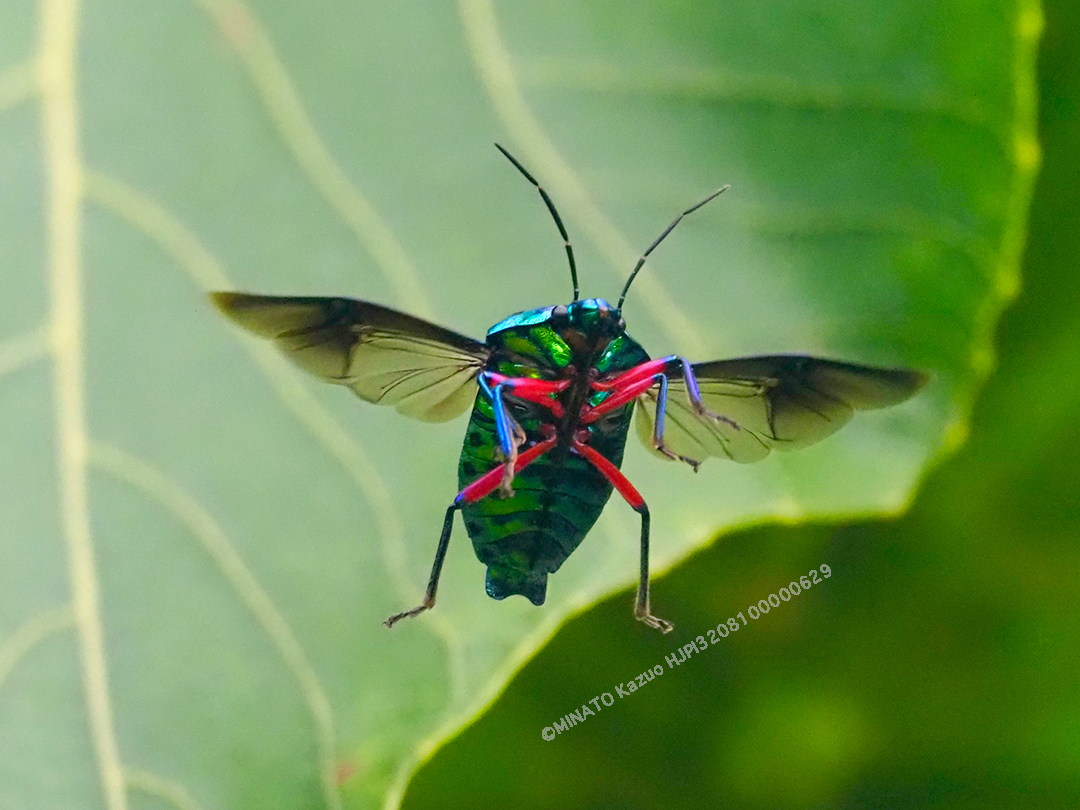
xmin=617 ymin=185 xmax=730 ymax=309
xmin=495 ymin=143 xmax=580 ymax=302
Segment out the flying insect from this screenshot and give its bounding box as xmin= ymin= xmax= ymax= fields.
xmin=212 ymin=145 xmax=926 ymax=633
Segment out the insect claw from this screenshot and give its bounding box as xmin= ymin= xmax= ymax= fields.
xmin=655 ymin=439 xmax=702 ymax=471
xmin=498 ymin=466 xmax=517 ymax=498
xmin=655 ymin=442 xmax=679 ymax=463
xmin=679 ymin=454 xmax=702 ymax=472
xmin=636 ymin=611 xmax=675 ymax=634
xmin=693 ymin=403 xmax=740 ymax=431
xmin=496 ymin=420 xmax=527 ymax=497
xmin=384 ymin=601 xmax=433 ymax=628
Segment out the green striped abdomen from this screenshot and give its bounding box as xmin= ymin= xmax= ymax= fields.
xmin=457 ymin=398 xmax=634 ymax=605
xmin=461 ymin=315 xmax=650 ymax=603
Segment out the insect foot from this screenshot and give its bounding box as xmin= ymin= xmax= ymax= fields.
xmin=384 ymin=601 xmax=432 ymax=628
xmin=496 ymin=420 xmax=528 ymax=497
xmin=636 ymin=608 xmax=675 ymax=634
xmin=654 ymin=438 xmax=702 ymax=472
xmin=692 ymin=402 xmax=741 ymax=431
xmin=497 ymin=463 xmax=517 ymax=498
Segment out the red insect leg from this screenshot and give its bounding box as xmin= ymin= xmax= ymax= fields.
xmin=386 ymin=429 xmax=559 ymax=630
xmin=580 ymin=376 xmax=656 ymax=424
xmin=589 ymin=357 xmax=671 ymax=391
xmin=572 ymin=440 xmax=645 ymax=510
xmin=456 ymin=436 xmax=558 ymax=505
xmin=580 ymin=358 xmax=677 ymax=424
xmin=572 ymin=438 xmax=672 ymax=633
xmin=483 ymin=372 xmax=570 ymax=417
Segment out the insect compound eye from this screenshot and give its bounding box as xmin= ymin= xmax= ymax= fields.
xmin=550 ymin=305 xmax=569 ymax=326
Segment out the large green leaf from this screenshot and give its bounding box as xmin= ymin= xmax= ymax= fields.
xmin=0 ymin=1 xmax=1036 ymax=809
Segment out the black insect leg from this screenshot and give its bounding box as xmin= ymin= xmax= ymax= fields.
xmin=384 ymin=436 xmax=561 ymax=628
xmin=573 ymin=440 xmax=674 ymax=634
xmin=632 ymin=504 xmax=674 ymax=634
xmin=384 ymin=503 xmax=459 ymax=628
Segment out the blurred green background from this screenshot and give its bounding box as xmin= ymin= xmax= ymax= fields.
xmin=0 ymin=0 xmax=1073 ymax=808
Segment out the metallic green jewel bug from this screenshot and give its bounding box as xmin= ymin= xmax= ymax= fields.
xmin=212 ymin=145 xmax=926 ymax=633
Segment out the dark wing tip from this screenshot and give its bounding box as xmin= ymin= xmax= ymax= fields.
xmin=208 ymin=290 xmax=239 ymax=310
xmin=853 ymin=366 xmax=931 ymax=409
xmin=208 ymin=291 xmax=264 ymax=332
xmin=207 ymin=292 xmax=335 ymax=340
xmin=905 ymin=369 xmax=932 ymax=393
xmin=208 ymin=291 xmax=264 ymax=323
xmin=208 ymin=291 xmax=273 ymax=336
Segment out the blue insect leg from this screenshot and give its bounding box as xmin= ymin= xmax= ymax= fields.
xmin=479 ymin=374 xmax=514 ymax=458
xmin=642 ymin=357 xmax=740 ymax=470
xmin=646 ymin=366 xmax=705 ymax=471
xmin=479 ymin=372 xmax=532 ymax=495
xmin=667 ymin=356 xmax=740 ymax=430
xmin=652 ymin=371 xmax=670 ymax=446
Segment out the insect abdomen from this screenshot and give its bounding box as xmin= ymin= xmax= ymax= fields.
xmin=458 ymin=407 xmax=628 ymax=605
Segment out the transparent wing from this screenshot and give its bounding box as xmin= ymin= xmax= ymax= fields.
xmin=212 ymin=292 xmax=490 ymax=422
xmin=635 ymin=355 xmax=928 ymax=465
